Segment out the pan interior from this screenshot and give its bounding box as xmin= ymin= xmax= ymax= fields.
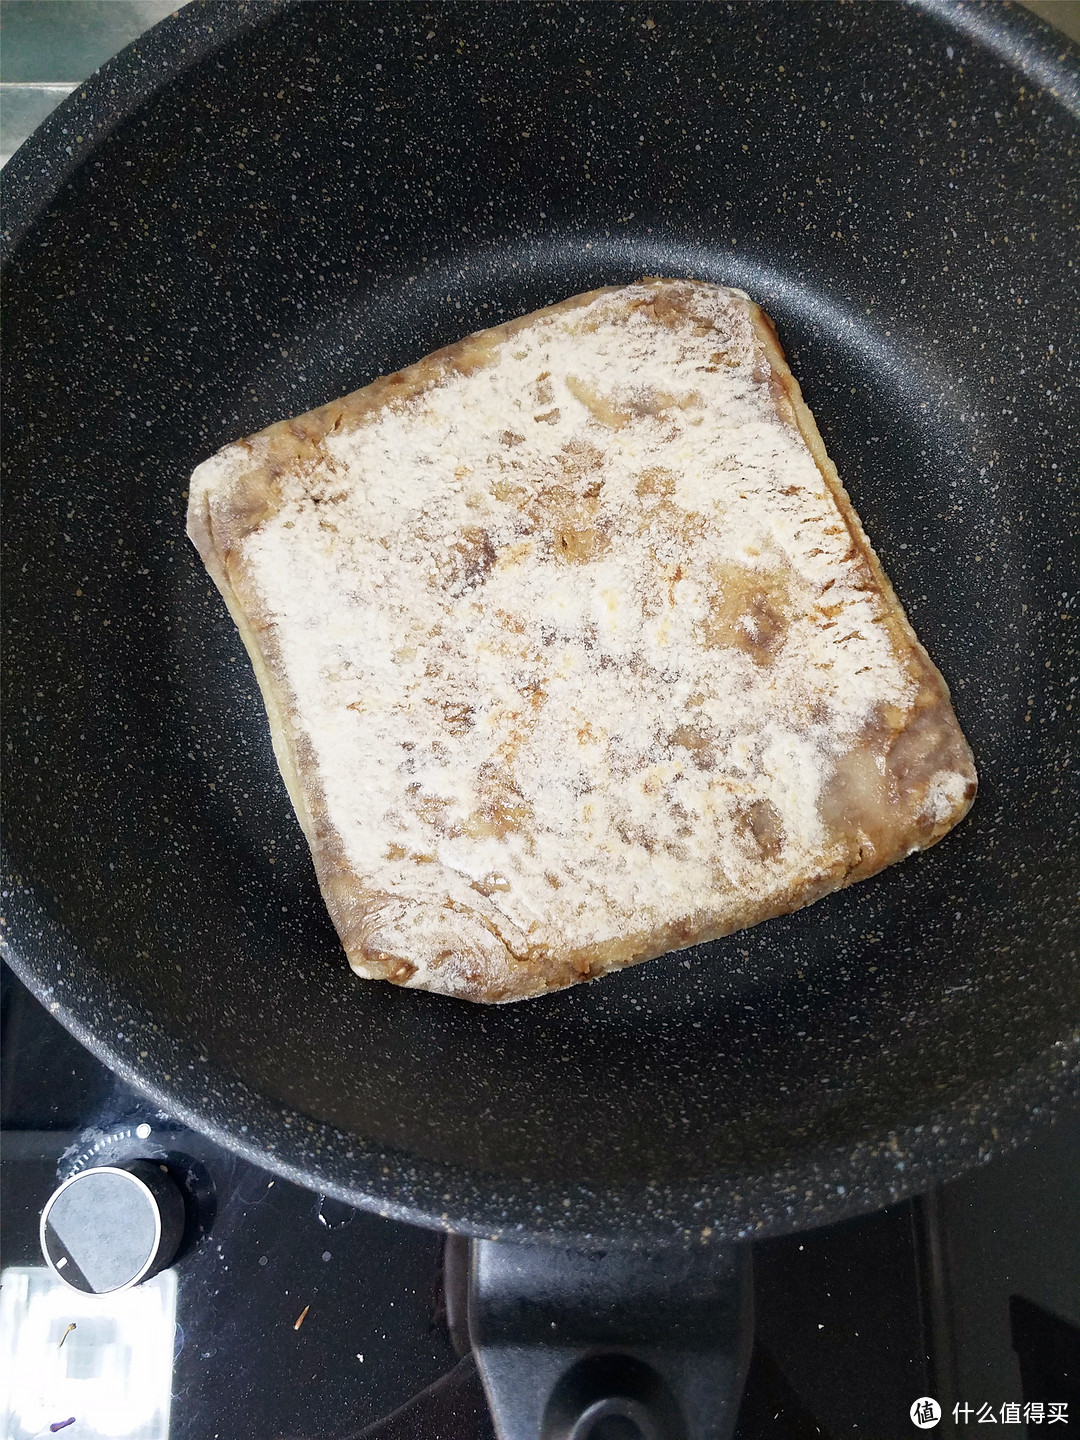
xmin=3 ymin=1 xmax=1077 ymax=1201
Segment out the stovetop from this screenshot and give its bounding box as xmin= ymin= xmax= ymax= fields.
xmin=2 ymin=962 xmax=1078 ymax=1439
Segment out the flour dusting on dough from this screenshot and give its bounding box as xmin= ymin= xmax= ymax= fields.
xmin=188 ymin=280 xmax=976 ymax=1000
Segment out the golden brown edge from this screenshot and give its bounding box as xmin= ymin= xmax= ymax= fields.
xmin=187 ymin=278 xmax=977 ymax=1004
xmin=747 ymin=298 xmax=977 ymax=862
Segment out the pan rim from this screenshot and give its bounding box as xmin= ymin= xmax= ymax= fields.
xmin=4 ymin=923 xmax=1078 ymax=1247
xmin=3 ymin=0 xmax=1078 ymax=256
xmin=2 ymin=0 xmax=1079 ymax=1243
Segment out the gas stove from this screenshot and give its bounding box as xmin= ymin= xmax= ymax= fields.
xmin=3 ymin=961 xmax=1078 ymax=1439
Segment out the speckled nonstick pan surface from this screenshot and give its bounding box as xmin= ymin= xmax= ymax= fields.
xmin=2 ymin=0 xmax=1078 ymax=1248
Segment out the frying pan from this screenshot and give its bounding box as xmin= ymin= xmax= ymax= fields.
xmin=2 ymin=0 xmax=1078 ymax=1433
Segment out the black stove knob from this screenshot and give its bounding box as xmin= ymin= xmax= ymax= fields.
xmin=40 ymin=1161 xmax=186 ymax=1294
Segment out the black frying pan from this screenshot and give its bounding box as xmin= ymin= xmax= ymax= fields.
xmin=2 ymin=0 xmax=1079 ymax=1427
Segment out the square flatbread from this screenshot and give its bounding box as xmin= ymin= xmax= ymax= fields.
xmin=187 ymin=279 xmax=976 ymax=1002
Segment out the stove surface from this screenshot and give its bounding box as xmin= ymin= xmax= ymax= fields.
xmin=3 ymin=963 xmax=1078 ymax=1439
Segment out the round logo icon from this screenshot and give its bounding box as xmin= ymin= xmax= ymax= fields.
xmin=910 ymin=1398 xmax=942 ymax=1429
